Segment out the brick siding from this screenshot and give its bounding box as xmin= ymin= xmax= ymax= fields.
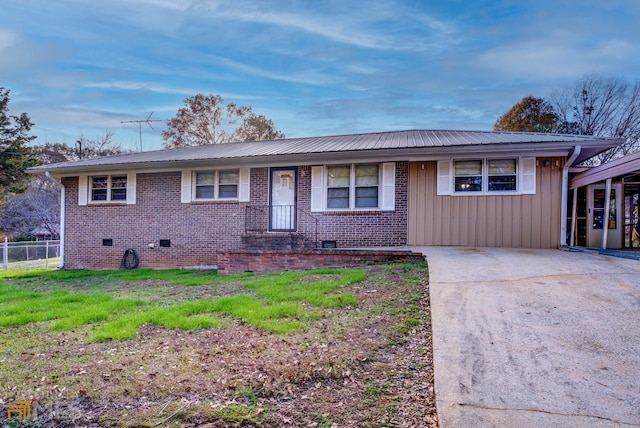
xmin=61 ymin=162 xmax=408 ymax=269
xmin=63 ymin=172 xmax=248 ymax=269
xmin=297 ymin=162 xmax=408 ymax=248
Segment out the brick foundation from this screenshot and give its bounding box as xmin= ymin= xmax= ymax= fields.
xmin=217 ymin=249 xmax=424 ymax=274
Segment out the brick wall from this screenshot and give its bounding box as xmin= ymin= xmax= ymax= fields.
xmin=61 ymin=162 xmax=409 ymax=269
xmin=218 ymin=249 xmax=424 ymax=274
xmin=63 ymin=172 xmax=248 ymax=269
xmin=296 ymin=162 xmax=408 ymax=248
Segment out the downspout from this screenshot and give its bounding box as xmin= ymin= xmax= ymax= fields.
xmin=560 ymin=146 xmax=581 ymax=247
xmin=46 ymin=172 xmax=64 ymax=269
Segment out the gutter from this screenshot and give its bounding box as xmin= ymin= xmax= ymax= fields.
xmin=46 ymin=172 xmax=64 ymax=269
xmin=560 ymin=146 xmax=581 ymax=247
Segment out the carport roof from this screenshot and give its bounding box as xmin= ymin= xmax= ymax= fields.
xmin=571 ymin=150 xmax=640 ymax=189
xmin=29 ymin=129 xmax=621 ymax=175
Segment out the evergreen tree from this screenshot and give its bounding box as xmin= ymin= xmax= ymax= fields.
xmin=0 ymin=87 xmax=37 ymax=202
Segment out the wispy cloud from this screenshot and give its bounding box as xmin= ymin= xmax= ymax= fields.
xmin=110 ymin=0 xmax=191 ymax=11
xmin=475 ymin=31 xmax=636 ymax=80
xmin=83 ymin=81 xmax=200 ymax=96
xmin=194 ymin=1 xmax=460 ymax=52
xmin=0 ymin=29 xmax=63 ymax=78
xmin=211 ymin=56 xmax=339 ymax=86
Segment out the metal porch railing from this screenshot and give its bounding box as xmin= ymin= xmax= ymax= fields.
xmin=244 ymin=205 xmax=319 ymax=248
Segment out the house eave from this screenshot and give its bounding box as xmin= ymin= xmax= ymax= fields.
xmin=30 ymin=140 xmax=615 ymax=178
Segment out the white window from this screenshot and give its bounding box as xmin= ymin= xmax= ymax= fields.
xmin=194 ymin=170 xmax=239 ymax=200
xmin=311 ymin=163 xmax=395 ymax=212
xmin=438 ymin=157 xmax=536 ymax=196
xmin=327 ymin=165 xmax=351 ymax=208
xmin=90 ymin=175 xmax=127 ymax=202
xmin=181 ymin=168 xmax=250 ymax=203
xmin=78 ymin=173 xmax=136 ymax=205
xmin=354 ymin=164 xmax=380 ymax=208
xmin=326 ymin=164 xmax=379 ymax=209
xmin=454 ymin=160 xmax=483 ymax=193
xmin=487 ymin=159 xmax=517 ymax=192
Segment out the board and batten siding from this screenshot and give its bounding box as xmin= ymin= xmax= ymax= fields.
xmin=407 ymin=158 xmax=564 ymax=248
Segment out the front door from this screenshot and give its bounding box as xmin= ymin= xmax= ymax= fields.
xmin=270 ymin=168 xmax=297 ymax=231
xmin=587 ymin=184 xmax=622 ymax=248
xmin=624 ymin=189 xmax=640 ymax=248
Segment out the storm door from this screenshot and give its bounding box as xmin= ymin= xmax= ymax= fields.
xmin=623 ymin=185 xmax=640 ymax=248
xmin=270 ymin=168 xmax=297 ymax=231
xmin=587 ymin=184 xmax=622 ymax=248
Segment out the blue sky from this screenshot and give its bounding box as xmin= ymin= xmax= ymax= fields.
xmin=1 ymin=0 xmax=639 ymax=152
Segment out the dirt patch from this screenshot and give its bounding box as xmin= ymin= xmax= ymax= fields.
xmin=0 ymin=263 xmax=437 ymax=427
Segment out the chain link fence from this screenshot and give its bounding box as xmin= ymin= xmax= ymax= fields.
xmin=1 ymin=239 xmax=61 ymax=269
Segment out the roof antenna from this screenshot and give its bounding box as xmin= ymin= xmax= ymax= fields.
xmin=120 ymin=112 xmax=162 ymax=151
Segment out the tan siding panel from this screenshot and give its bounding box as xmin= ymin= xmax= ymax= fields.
xmin=511 ymin=198 xmax=521 ymax=247
xmin=521 ymin=194 xmax=533 ymax=247
xmin=407 ymin=158 xmax=564 ymax=249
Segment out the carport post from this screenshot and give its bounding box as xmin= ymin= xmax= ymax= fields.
xmin=561 ymin=146 xmax=582 ymax=247
xmin=570 ymin=187 xmax=578 ymax=246
xmin=602 ymin=178 xmax=612 ymax=249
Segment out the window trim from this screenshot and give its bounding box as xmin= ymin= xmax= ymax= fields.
xmin=438 ymin=157 xmax=536 ymax=196
xmin=310 ymin=162 xmax=395 ymax=212
xmin=88 ymin=175 xmax=128 ymax=203
xmin=192 ymin=169 xmax=240 ymax=201
xmin=325 ymin=163 xmax=381 ymax=211
xmin=181 ymin=168 xmax=250 ymax=203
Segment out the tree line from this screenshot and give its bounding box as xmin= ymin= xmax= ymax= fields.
xmin=494 ymin=74 xmax=640 ymax=164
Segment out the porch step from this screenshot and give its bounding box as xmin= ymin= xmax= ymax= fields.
xmin=241 ymin=233 xmax=315 ymax=251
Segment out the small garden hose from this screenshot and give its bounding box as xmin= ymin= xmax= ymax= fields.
xmin=121 ymin=248 xmax=139 ymax=269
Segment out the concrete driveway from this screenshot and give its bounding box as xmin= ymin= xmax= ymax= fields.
xmin=420 ymin=247 xmax=640 ymax=427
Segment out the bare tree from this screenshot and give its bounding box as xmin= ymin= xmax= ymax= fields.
xmin=162 ymin=93 xmax=284 ymax=148
xmin=551 ymin=74 xmax=640 ymax=164
xmin=2 ymin=131 xmax=133 ymax=240
xmin=75 ymin=130 xmax=132 ymax=160
xmin=0 ymin=176 xmax=60 ymax=239
xmin=35 ymin=130 xmax=132 ymax=164
xmin=35 ymin=142 xmax=78 ymax=164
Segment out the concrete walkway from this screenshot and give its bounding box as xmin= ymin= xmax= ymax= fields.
xmin=419 ymin=247 xmax=640 ymax=428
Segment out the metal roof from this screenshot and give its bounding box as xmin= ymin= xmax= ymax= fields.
xmin=29 ymin=129 xmax=622 ymax=175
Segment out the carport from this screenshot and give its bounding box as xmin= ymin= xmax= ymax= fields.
xmin=569 ymin=151 xmax=640 ymax=250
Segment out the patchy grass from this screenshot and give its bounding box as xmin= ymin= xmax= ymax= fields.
xmin=0 ymin=267 xmax=239 ymax=287
xmin=242 ymin=267 xmax=362 ymax=308
xmin=0 ymin=262 xmax=437 ymax=427
xmin=0 ymin=268 xmax=362 ymax=341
